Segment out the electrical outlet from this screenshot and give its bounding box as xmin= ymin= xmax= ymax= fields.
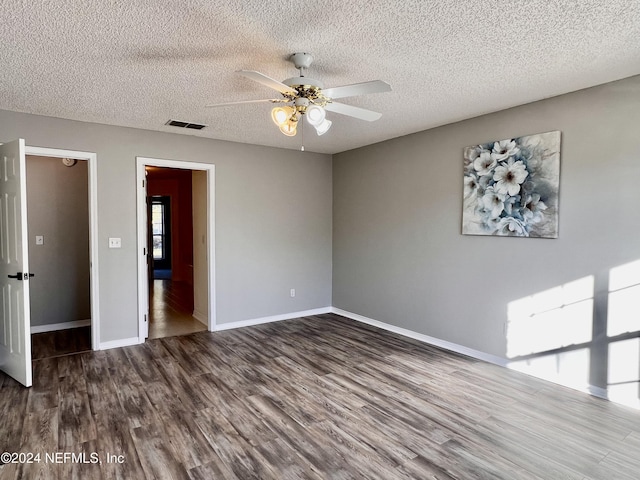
xmin=109 ymin=237 xmax=122 ymax=249
xmin=290 ymin=288 xmax=296 ymax=298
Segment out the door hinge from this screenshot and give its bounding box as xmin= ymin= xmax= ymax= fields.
xmin=144 ymin=314 xmax=148 ymax=323
xmin=142 ymin=179 xmax=145 ymax=188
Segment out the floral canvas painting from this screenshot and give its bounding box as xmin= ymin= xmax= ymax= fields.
xmin=462 ymin=131 xmax=561 ymax=238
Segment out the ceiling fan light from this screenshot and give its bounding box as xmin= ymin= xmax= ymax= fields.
xmin=314 ymin=119 xmax=332 ymax=136
xmin=279 ymin=120 xmax=298 ymax=137
xmin=271 ymin=106 xmax=294 ymax=126
xmin=306 ymin=105 xmax=325 ymax=126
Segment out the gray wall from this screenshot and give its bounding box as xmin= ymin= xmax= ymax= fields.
xmin=333 ymin=75 xmax=640 ymax=391
xmin=26 ymin=155 xmax=91 ymax=327
xmin=0 ymin=111 xmax=333 ymax=342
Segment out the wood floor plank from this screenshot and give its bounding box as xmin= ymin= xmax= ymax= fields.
xmin=14 ymin=407 xmax=59 ymax=480
xmin=57 ymin=355 xmax=86 ymax=386
xmin=0 ymin=382 xmax=30 ymax=453
xmin=476 ymin=415 xmax=611 ymax=479
xmin=27 ymin=357 xmax=59 ymax=412
xmin=58 ymin=390 xmax=98 ymax=449
xmin=253 ymin=438 xmax=325 ymax=480
xmin=130 ymin=423 xmax=190 ymax=480
xmin=159 ymin=409 xmax=217 ymax=470
xmin=122 ymin=344 xmax=163 ymax=384
xmin=93 ymin=411 xmax=147 ymax=480
xmin=105 ymin=348 xmax=143 ymax=387
xmin=153 ymin=359 xmax=210 ymax=412
xmin=201 ymin=431 xmax=278 ymax=480
xmin=188 ymin=459 xmax=241 ymax=480
xmin=396 ymin=454 xmax=458 ymax=480
xmin=114 ymin=382 xmax=159 ymax=429
xmin=57 ymin=439 xmax=104 ymax=480
xmin=31 ymin=326 xmax=92 ymax=360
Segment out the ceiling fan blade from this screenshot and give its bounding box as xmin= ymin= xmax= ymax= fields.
xmin=205 ymin=98 xmax=286 ymax=108
xmin=325 ymin=102 xmax=382 ymax=121
xmin=322 ymin=80 xmax=391 ymax=100
xmin=237 ymin=70 xmax=297 ymax=95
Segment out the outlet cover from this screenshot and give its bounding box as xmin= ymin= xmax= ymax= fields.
xmin=109 ymin=237 xmax=122 ymax=249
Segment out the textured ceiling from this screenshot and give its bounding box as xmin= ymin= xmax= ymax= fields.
xmin=1 ymin=1 xmax=639 ymax=154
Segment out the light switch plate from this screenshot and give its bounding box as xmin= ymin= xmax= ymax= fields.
xmin=108 ymin=237 xmax=122 ymax=249
xmin=35 ymin=235 xmax=44 ymax=245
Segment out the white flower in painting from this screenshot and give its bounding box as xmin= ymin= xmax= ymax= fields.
xmin=496 ymin=217 xmax=529 ymax=236
xmin=521 ymin=193 xmax=547 ymax=223
xmin=464 ymin=146 xmax=482 ymax=162
xmin=482 ymin=216 xmax=501 ymax=234
xmin=503 ymin=195 xmax=519 ymax=216
xmin=493 ymin=158 xmax=529 ymax=196
xmin=473 ymin=151 xmax=497 ymax=176
xmin=481 ymin=186 xmax=506 ymax=218
xmin=464 ymin=174 xmax=479 ymax=198
xmin=491 ymin=139 xmax=520 ymax=161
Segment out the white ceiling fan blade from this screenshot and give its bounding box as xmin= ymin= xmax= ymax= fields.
xmin=237 ymin=70 xmax=297 ymax=95
xmin=205 ymin=98 xmax=286 ymax=108
xmin=322 ymin=80 xmax=391 ymax=100
xmin=325 ymin=102 xmax=382 ymax=121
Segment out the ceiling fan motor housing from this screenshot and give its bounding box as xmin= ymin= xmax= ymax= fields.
xmin=284 ymin=52 xmax=325 ymax=108
xmin=289 ymin=52 xmax=314 ymax=70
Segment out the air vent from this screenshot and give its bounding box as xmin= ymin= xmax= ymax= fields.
xmin=165 ymin=119 xmax=207 ymax=130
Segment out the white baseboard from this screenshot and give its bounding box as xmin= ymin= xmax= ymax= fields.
xmin=214 ymin=307 xmax=332 ymax=332
xmin=99 ymin=337 xmax=141 ymax=351
xmin=192 ymin=309 xmax=208 ymax=326
xmin=331 ymin=307 xmax=509 ymax=367
xmin=31 ymin=319 xmax=91 ymax=334
xmin=587 ymin=385 xmax=609 ymax=399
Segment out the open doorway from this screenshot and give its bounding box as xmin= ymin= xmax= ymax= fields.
xmin=146 ymin=167 xmax=203 ymax=339
xmin=137 ymin=157 xmax=215 ymax=342
xmin=26 ymin=155 xmax=92 ymax=358
xmin=25 ymin=146 xmax=100 ymax=353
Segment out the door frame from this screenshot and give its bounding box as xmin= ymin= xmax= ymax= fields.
xmin=25 ymin=146 xmax=101 ymax=350
xmin=136 ymin=157 xmax=215 ymax=342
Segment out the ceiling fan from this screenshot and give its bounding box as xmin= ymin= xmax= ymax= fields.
xmin=206 ymin=52 xmax=392 ymax=137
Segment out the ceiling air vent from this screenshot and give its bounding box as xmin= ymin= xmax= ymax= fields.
xmin=165 ymin=119 xmax=207 ymax=130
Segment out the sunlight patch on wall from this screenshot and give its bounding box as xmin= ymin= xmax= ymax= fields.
xmin=607 ymin=260 xmax=640 ymax=409
xmin=509 ymin=348 xmax=590 ymax=388
xmin=506 ymin=276 xmax=594 ymax=358
xmin=608 ymin=338 xmax=640 ymax=409
xmin=608 ymin=260 xmax=640 ymax=337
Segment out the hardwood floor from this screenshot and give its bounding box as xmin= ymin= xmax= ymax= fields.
xmin=149 ymin=278 xmax=206 ymax=339
xmin=1 ymin=313 xmax=639 ymax=479
xmin=31 ymin=326 xmax=92 ymax=360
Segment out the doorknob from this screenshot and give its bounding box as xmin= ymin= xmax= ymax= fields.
xmin=7 ymin=272 xmax=34 ymax=280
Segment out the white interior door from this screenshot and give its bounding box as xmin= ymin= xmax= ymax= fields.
xmin=137 ymin=161 xmax=149 ymax=340
xmin=0 ymin=139 xmax=32 ymax=387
